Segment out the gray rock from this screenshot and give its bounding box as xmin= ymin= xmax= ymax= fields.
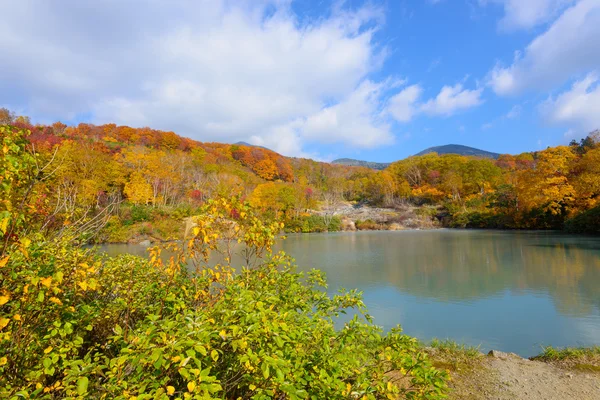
xmin=488 ymin=350 xmax=511 ymax=360
xmin=139 ymin=239 xmax=152 ymax=247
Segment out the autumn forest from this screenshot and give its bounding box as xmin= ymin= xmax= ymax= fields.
xmin=1 ymin=107 xmax=599 ymax=246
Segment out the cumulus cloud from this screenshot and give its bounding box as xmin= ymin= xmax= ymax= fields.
xmin=420 ymin=84 xmax=484 ymax=116
xmin=542 ymin=73 xmax=600 ymax=132
xmin=0 ymin=0 xmax=394 ymax=157
xmin=488 ymin=0 xmax=600 ymax=95
xmin=479 ymin=0 xmax=576 ymax=30
xmin=387 ymin=85 xmax=423 ymax=122
xmin=300 ymin=80 xmax=394 ymax=148
xmin=387 ymin=83 xmax=483 ymax=122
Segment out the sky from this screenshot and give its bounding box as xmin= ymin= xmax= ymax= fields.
xmin=1 ymin=0 xmax=599 ymax=162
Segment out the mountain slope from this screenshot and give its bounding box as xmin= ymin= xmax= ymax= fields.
xmin=332 ymin=144 xmax=501 ymax=170
xmin=331 ymin=158 xmax=391 ymax=170
xmin=415 ymin=144 xmax=500 ymax=159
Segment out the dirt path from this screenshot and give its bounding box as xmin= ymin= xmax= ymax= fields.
xmin=442 ymin=351 xmax=600 ymax=400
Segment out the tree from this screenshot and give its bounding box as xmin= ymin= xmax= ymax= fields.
xmin=253 ymin=158 xmax=278 ymax=181
xmin=0 ymin=108 xmax=15 ymax=125
xmin=124 ymin=171 xmax=153 ymax=205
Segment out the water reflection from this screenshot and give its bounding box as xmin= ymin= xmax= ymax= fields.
xmin=279 ymin=231 xmax=600 ymax=317
xmin=97 ymin=230 xmax=600 ymax=356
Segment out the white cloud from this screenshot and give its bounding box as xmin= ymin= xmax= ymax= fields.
xmin=488 ymin=0 xmax=600 ymax=95
xmin=0 ymin=0 xmax=394 ymax=157
xmin=420 ymin=84 xmax=484 ymax=116
xmin=300 ymin=80 xmax=394 ymax=148
xmin=387 ymin=82 xmax=483 ymax=122
xmin=479 ymin=0 xmax=576 ymax=31
xmin=505 ymin=104 xmax=522 ymax=119
xmin=563 ymin=128 xmax=577 ymax=138
xmin=542 ymin=73 xmax=600 ymax=132
xmin=387 ymin=85 xmax=423 ymax=122
xmin=482 ymin=122 xmax=494 ymax=130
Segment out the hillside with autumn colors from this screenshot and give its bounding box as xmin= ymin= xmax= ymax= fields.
xmin=2 ymin=108 xmax=600 ymax=243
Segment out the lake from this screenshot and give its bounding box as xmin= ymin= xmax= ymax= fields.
xmin=97 ymin=229 xmax=600 ymax=357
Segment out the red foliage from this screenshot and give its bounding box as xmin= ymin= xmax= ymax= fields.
xmin=230 ymin=208 xmax=241 ymax=220
xmin=189 ymin=190 xmax=203 ymax=203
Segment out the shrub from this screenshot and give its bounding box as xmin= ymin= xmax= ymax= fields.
xmin=0 ymin=128 xmax=447 ymax=399
xmin=284 ymin=215 xmax=342 ymax=233
xmin=0 ymin=198 xmax=448 ymax=399
xmin=565 ymin=205 xmax=600 ymax=234
xmin=130 ymin=205 xmax=152 ymax=223
xmin=355 ymin=219 xmax=382 ymax=230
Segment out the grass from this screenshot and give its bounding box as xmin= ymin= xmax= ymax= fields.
xmin=531 ymin=346 xmax=600 ymax=374
xmin=531 ymin=346 xmax=600 ymax=361
xmin=424 ymin=339 xmax=482 ymax=372
xmin=423 ymin=340 xmax=499 ymax=400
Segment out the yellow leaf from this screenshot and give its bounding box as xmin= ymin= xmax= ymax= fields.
xmin=171 ymin=356 xmax=181 ymax=363
xmin=0 ymin=357 xmax=6 ymax=366
xmin=13 ymin=314 xmax=21 ymax=321
xmin=0 ymin=318 xmax=9 ymax=330
xmin=49 ymin=297 xmax=63 ymax=306
xmin=166 ymin=386 xmax=175 ymax=395
xmin=41 ymin=277 xmax=52 ymax=288
xmin=44 ymin=346 xmax=53 ymax=354
xmin=0 ymin=218 xmax=8 ymax=235
xmin=78 ymin=281 xmax=88 ymax=291
xmin=2 ymin=145 xmax=8 ymax=154
xmin=187 ymin=382 xmax=196 ymax=392
xmin=0 ymin=295 xmax=9 ymax=306
xmin=0 ymin=256 xmax=8 ymax=268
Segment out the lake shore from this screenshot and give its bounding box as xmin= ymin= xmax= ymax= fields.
xmin=96 ymin=202 xmax=442 ymax=244
xmin=425 ymin=343 xmax=600 ymax=399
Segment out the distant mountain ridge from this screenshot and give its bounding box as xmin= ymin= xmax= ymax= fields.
xmin=416 ymin=144 xmax=500 ymax=159
xmin=234 ymin=141 xmax=270 ymax=150
xmin=332 ymin=144 xmax=501 ymax=170
xmin=330 ymin=158 xmax=391 ymax=170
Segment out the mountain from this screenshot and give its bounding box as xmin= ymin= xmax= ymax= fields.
xmin=234 ymin=141 xmax=270 ymax=150
xmin=332 ymin=144 xmax=501 ymax=171
xmin=415 ymin=144 xmax=500 ymax=159
xmin=331 ymin=158 xmax=391 ymax=170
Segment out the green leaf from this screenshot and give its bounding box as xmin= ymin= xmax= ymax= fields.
xmin=77 ymin=377 xmax=89 ymax=395
xmin=261 ymin=363 xmax=270 ymax=379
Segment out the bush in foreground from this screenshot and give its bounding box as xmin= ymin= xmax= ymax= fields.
xmin=0 ymin=126 xmax=448 ymax=399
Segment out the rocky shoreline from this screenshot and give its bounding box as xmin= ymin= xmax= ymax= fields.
xmin=426 ymin=347 xmax=600 ymax=399
xmin=313 ymin=201 xmax=440 ymax=231
xmin=97 ymin=202 xmax=442 ymax=245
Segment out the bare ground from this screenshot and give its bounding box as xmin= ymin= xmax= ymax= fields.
xmin=437 ymin=350 xmax=600 ymax=400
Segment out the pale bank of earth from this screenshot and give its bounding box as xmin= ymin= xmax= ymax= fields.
xmin=431 ymin=349 xmax=600 ymax=400
xmin=314 ymin=202 xmax=440 ymax=231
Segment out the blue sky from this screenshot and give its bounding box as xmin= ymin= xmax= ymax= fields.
xmin=1 ymin=0 xmax=599 ymax=161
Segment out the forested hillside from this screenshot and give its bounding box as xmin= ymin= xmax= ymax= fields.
xmin=415 ymin=144 xmax=500 ymax=159
xmin=1 ymin=108 xmax=599 ymax=242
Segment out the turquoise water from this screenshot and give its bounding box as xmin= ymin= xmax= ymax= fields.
xmin=98 ymin=230 xmax=600 ymax=357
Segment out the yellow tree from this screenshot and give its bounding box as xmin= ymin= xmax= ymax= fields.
xmin=253 ymin=158 xmax=278 ymax=181
xmin=572 ymin=147 xmax=600 ymax=209
xmin=124 ymin=171 xmax=153 ymax=205
xmin=517 ymin=146 xmax=576 ymax=215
